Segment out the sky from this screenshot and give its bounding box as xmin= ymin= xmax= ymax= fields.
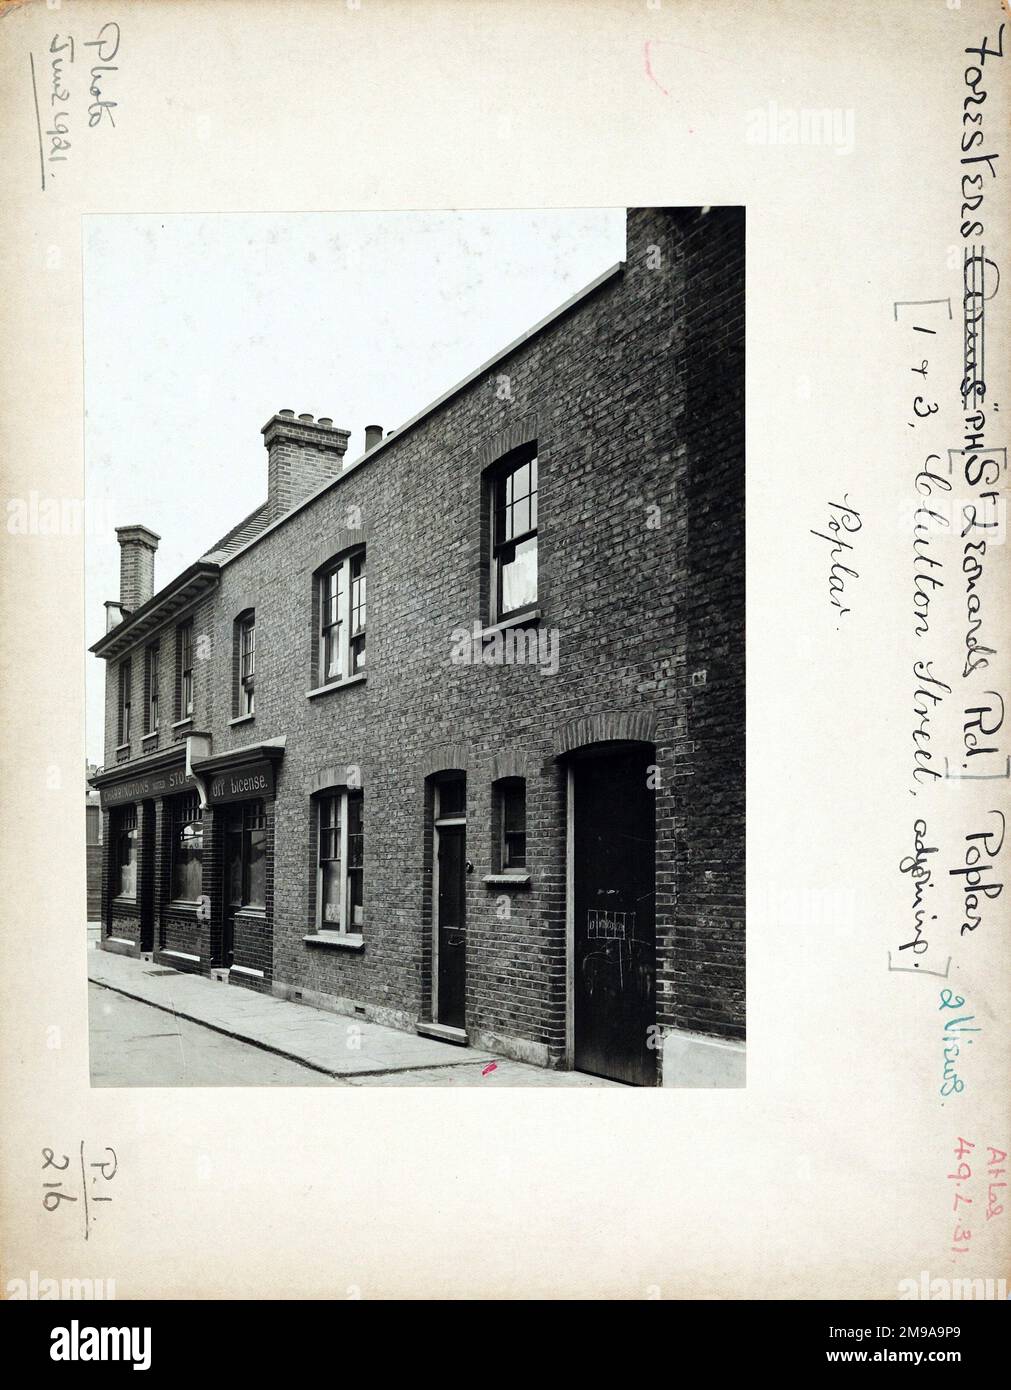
xmin=84 ymin=208 xmax=627 ymax=762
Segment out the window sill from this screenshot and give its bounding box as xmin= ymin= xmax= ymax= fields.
xmin=304 ymin=931 xmax=364 ymax=951
xmin=171 ymin=717 xmax=193 ymax=731
xmin=233 ymin=907 xmax=267 ymax=921
xmin=229 ymin=713 xmax=255 ymax=727
xmin=230 ymin=964 xmax=265 ymax=980
xmin=483 ymin=872 xmax=531 ymax=889
xmin=112 ymin=896 xmax=138 ymax=907
xmin=481 ymin=607 xmax=541 ymax=639
xmin=141 ymin=731 xmax=159 ymax=743
xmin=306 ymin=673 xmax=367 ymax=700
xmin=165 ymin=900 xmax=199 ymax=914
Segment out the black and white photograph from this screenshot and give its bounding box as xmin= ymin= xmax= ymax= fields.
xmin=84 ymin=207 xmax=745 ymax=1089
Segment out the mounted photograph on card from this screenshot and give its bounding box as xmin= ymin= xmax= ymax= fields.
xmin=83 ymin=206 xmax=745 ymax=1089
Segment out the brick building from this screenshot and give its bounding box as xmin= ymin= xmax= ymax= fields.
xmin=89 ymin=207 xmax=745 ymax=1087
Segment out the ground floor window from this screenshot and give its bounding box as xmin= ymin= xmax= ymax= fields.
xmin=170 ymin=791 xmax=204 ymax=902
xmin=495 ymin=777 xmax=527 ymax=870
xmin=226 ymin=800 xmax=267 ymax=910
xmin=317 ymin=789 xmax=364 ymax=932
xmin=113 ymin=805 xmax=138 ymax=899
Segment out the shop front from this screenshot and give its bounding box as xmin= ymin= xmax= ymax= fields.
xmin=91 ymin=750 xmax=197 ymax=958
xmin=92 ymin=740 xmax=282 ymax=990
xmin=189 ymin=743 xmax=283 ymax=990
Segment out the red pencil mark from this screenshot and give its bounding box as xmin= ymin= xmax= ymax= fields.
xmin=481 ymin=1063 xmax=497 ymax=1076
xmin=643 ymin=41 xmax=669 ymax=97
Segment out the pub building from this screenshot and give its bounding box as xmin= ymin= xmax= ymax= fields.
xmin=89 ymin=207 xmax=746 ymax=1086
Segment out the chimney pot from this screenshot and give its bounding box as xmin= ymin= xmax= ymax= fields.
xmin=104 ymin=599 xmax=127 ymax=633
xmin=318 ymin=417 xmax=333 ymax=427
xmin=364 ymin=424 xmax=384 ymax=451
xmin=261 ymin=411 xmax=351 ymax=519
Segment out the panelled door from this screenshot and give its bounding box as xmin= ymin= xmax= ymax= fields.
xmin=434 ymin=777 xmax=467 ymax=1028
xmin=572 ymin=746 xmax=656 ymax=1086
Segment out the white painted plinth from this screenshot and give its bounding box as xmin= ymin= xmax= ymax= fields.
xmin=662 ymin=1030 xmax=746 ymax=1088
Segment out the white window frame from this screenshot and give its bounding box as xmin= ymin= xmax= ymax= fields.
xmin=178 ymin=621 xmax=194 ymax=719
xmin=239 ymin=613 xmax=256 ymax=716
xmin=315 ymin=788 xmax=364 ymax=935
xmin=118 ymin=659 xmax=131 ymax=744
xmin=318 ymin=548 xmax=366 ymax=686
xmin=145 ymin=643 xmax=160 ymax=733
xmin=490 ymin=449 xmax=538 ymax=624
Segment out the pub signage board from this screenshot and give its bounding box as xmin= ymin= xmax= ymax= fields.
xmin=207 ymin=760 xmax=275 ymax=805
xmin=99 ymin=767 xmax=195 ymax=809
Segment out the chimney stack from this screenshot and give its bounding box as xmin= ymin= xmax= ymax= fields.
xmin=115 ymin=524 xmax=160 ymax=613
xmin=364 ymin=424 xmax=384 ymax=452
xmin=261 ymin=410 xmax=351 ymax=519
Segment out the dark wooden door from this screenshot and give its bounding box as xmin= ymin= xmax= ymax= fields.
xmin=437 ymin=825 xmax=466 ymax=1028
xmin=573 ymin=747 xmax=656 ymax=1086
xmin=139 ymin=800 xmax=155 ymax=952
xmin=222 ymin=805 xmax=242 ymax=969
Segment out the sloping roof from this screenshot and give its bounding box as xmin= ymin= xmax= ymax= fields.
xmin=200 ymin=500 xmax=273 ymax=562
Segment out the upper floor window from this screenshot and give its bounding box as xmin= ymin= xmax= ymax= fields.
xmin=117 ymin=659 xmax=131 ymax=745
xmin=319 ymin=550 xmax=366 ymax=685
xmin=144 ymin=643 xmax=160 ymax=734
xmin=495 ymin=777 xmax=527 ymax=870
xmin=113 ymin=805 xmax=137 ymax=899
xmin=176 ymin=620 xmax=194 ymax=720
xmin=492 ymin=448 xmax=538 ymax=621
xmin=316 ymin=788 xmax=364 ymax=933
xmin=170 ymin=791 xmax=203 ymax=902
xmin=235 ymin=611 xmax=256 ymax=717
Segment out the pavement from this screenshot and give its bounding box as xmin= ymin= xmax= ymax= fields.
xmin=87 ymin=944 xmax=621 ymax=1087
xmin=90 ymin=987 xmax=349 ymax=1087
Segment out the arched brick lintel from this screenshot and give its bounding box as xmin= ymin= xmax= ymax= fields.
xmin=476 ymin=415 xmax=538 ymax=471
xmin=421 ymin=744 xmax=470 ymax=779
xmin=554 ymin=710 xmax=657 ymax=757
xmin=230 ymin=596 xmax=258 ymax=622
xmin=305 ymin=529 xmax=367 ymax=577
xmin=309 ymin=763 xmax=365 ymax=794
xmin=491 ymin=749 xmax=531 ymax=782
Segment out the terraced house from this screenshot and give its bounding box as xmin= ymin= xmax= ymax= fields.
xmin=89 ymin=206 xmax=746 ymax=1087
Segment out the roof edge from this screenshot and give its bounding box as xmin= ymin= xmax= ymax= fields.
xmin=89 ymin=560 xmax=220 ymax=656
xmin=218 ymin=260 xmax=625 ymax=568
